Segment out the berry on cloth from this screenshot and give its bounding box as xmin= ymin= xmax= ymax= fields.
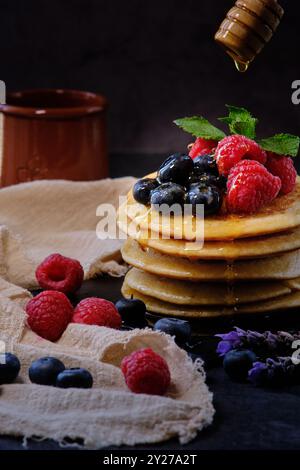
xmin=153 ymin=318 xmax=191 ymax=345
xmin=36 ymin=253 xmax=84 ymax=294
xmin=0 ymin=353 xmax=20 ymax=384
xmin=73 ymin=297 xmax=122 ymax=329
xmin=189 ymin=138 xmax=217 ymax=159
xmin=223 ymin=349 xmax=257 ymax=382
xmin=265 ymin=152 xmax=297 ymax=195
xmin=215 ymin=134 xmax=267 ymax=176
xmin=29 ymin=357 xmax=65 ymax=386
xmin=226 ymin=160 xmax=281 ymax=214
xmin=115 ymin=298 xmax=147 ymax=327
xmin=121 ymin=348 xmax=171 ymax=395
xmin=26 ymin=291 xmax=73 ymax=341
xmin=56 ymin=368 xmax=93 ymax=389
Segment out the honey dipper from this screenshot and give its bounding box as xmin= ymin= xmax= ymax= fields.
xmin=215 ymin=0 xmax=284 ymax=71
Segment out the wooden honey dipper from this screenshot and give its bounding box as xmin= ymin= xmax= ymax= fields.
xmin=215 ymin=0 xmax=284 ymax=71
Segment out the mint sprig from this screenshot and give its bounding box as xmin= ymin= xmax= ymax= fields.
xmin=219 ymin=105 xmax=257 ymax=139
xmin=174 ymin=116 xmax=226 ymax=141
xmin=174 ymin=106 xmax=300 ymax=158
xmin=258 ymin=134 xmax=300 ymax=157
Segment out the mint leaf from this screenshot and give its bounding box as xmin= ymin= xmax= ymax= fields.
xmin=174 ymin=116 xmax=226 ymax=141
xmin=258 ymin=134 xmax=300 ymax=157
xmin=219 ymin=105 xmax=257 ymax=139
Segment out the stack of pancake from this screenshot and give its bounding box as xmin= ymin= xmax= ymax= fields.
xmin=117 ymin=174 xmax=300 ymax=320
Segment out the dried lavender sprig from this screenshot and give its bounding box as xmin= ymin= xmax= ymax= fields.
xmin=248 ymin=357 xmax=300 ymax=388
xmin=215 ymin=327 xmax=300 ymax=358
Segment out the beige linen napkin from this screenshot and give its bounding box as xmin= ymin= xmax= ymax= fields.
xmin=0 ymin=178 xmax=214 ymax=448
xmin=0 ymin=278 xmax=214 ymax=448
xmin=0 ymin=177 xmax=135 ymax=288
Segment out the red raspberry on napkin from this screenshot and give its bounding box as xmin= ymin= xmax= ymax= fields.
xmin=36 ymin=253 xmax=84 ymax=294
xmin=26 ymin=291 xmax=73 ymax=341
xmin=121 ymin=348 xmax=171 ymax=395
xmin=73 ymin=297 xmax=122 ymax=329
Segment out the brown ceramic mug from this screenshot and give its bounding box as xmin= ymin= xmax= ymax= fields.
xmin=0 ymin=88 xmax=109 ymax=186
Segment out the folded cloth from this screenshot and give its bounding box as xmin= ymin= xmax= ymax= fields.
xmin=0 ymin=178 xmax=135 ymax=288
xmin=0 ymin=178 xmax=214 ymax=448
xmin=0 ymin=278 xmax=214 ymax=449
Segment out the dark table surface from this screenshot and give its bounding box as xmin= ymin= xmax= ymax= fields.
xmin=2 ymin=153 xmax=300 ymax=452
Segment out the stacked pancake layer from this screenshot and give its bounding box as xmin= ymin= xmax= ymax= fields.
xmin=118 ymin=178 xmax=300 ymax=319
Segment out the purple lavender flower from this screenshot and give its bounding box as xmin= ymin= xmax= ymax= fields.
xmin=248 ymin=357 xmax=300 ymax=387
xmin=248 ymin=361 xmax=268 ymax=385
xmin=215 ymin=330 xmax=242 ymax=356
xmin=215 ymin=327 xmax=300 ymax=358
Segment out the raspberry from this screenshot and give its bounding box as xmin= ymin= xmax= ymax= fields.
xmin=73 ymin=297 xmax=121 ymax=329
xmin=121 ymin=348 xmax=171 ymax=395
xmin=265 ymin=152 xmax=297 ymax=195
xmin=226 ymin=160 xmax=281 ymax=214
xmin=189 ymin=137 xmax=216 ymax=159
xmin=26 ymin=291 xmax=73 ymax=341
xmin=215 ymin=135 xmax=267 ymax=176
xmin=36 ymin=253 xmax=84 ymax=294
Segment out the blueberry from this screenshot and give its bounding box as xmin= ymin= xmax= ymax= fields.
xmin=29 ymin=357 xmax=65 ymax=386
xmin=193 ymin=154 xmax=218 ymax=176
xmin=158 ymin=153 xmax=194 ymax=186
xmin=151 ymin=183 xmax=186 ymax=208
xmin=189 ymin=173 xmax=227 ymax=190
xmin=197 ymin=173 xmax=227 ymax=190
xmin=0 ymin=353 xmax=20 ymax=384
xmin=115 ymin=298 xmax=147 ymax=327
xmin=56 ymin=368 xmax=93 ymax=389
xmin=153 ymin=318 xmax=191 ymax=345
xmin=223 ymin=349 xmax=257 ymax=382
xmin=133 ymin=178 xmax=159 ymax=205
xmin=187 ymin=183 xmax=222 ymax=216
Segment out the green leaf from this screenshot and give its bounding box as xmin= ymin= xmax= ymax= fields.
xmin=258 ymin=134 xmax=300 ymax=157
xmin=174 ymin=116 xmax=226 ymax=141
xmin=219 ymin=104 xmax=258 ymax=139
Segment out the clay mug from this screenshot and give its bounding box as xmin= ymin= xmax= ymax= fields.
xmin=0 ymin=88 xmax=109 ymax=186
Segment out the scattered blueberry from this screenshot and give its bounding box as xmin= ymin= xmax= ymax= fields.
xmin=56 ymin=368 xmax=93 ymax=389
xmin=115 ymin=298 xmax=147 ymax=327
xmin=193 ymin=154 xmax=218 ymax=176
xmin=151 ymin=183 xmax=186 ymax=208
xmin=153 ymin=318 xmax=191 ymax=345
xmin=158 ymin=153 xmax=194 ymax=186
xmin=187 ymin=183 xmax=222 ymax=216
xmin=0 ymin=353 xmax=20 ymax=384
xmin=29 ymin=357 xmax=65 ymax=386
xmin=133 ymin=178 xmax=159 ymax=205
xmin=223 ymin=349 xmax=257 ymax=382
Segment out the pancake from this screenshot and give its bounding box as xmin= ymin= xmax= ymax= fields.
xmin=122 ymin=281 xmax=300 ymax=319
xmin=118 ymin=209 xmax=300 ymax=260
xmin=125 ymin=268 xmax=292 ymax=306
xmin=122 ymin=239 xmax=300 ymax=281
xmin=124 ymin=174 xmax=300 ymax=240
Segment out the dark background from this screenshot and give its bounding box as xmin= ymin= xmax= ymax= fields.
xmin=0 ymin=0 xmax=298 ymax=155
